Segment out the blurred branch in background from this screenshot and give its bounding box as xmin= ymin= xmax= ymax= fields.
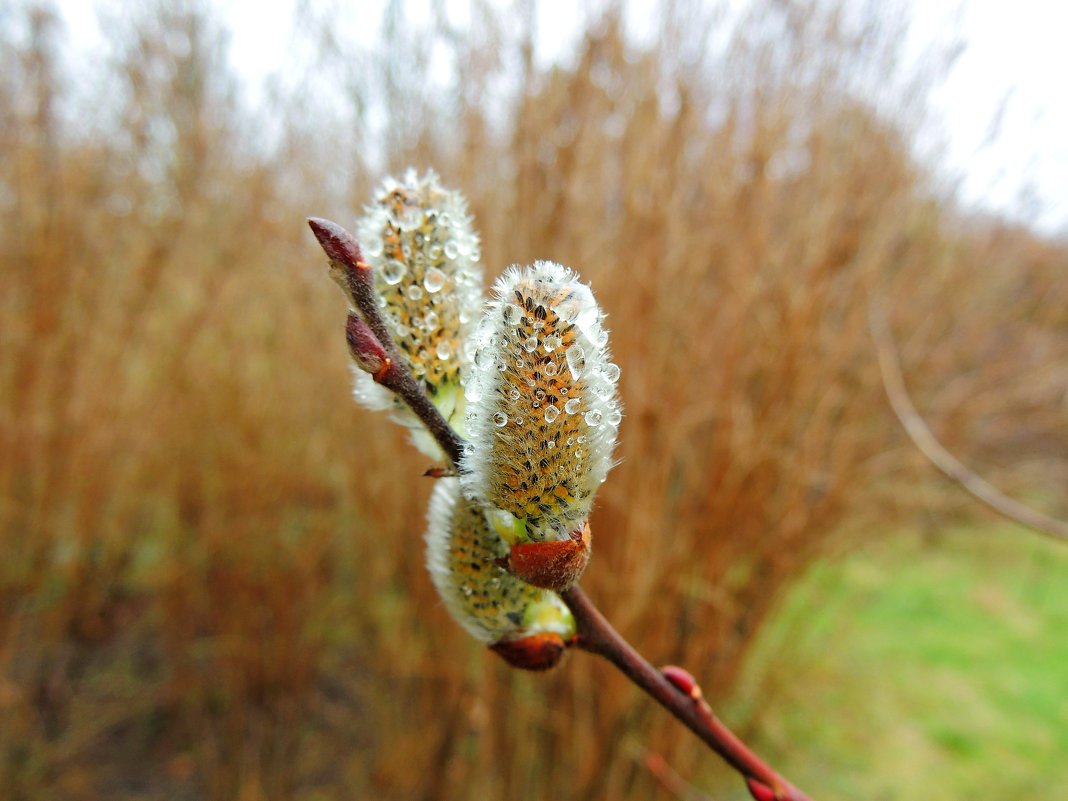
xmin=1 ymin=0 xmax=1066 ymax=799
xmin=871 ymin=299 xmax=1068 ymax=543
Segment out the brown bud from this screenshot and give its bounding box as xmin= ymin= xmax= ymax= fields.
xmin=506 ymin=522 xmax=591 ymax=591
xmin=308 ymin=217 xmax=374 ymax=306
xmin=490 ymin=633 xmax=567 ymax=671
xmin=307 ymin=217 xmax=369 ymax=273
xmin=346 ymin=312 xmax=391 ymax=381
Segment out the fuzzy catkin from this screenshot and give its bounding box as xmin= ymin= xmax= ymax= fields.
xmin=353 ymin=169 xmax=483 ymax=455
xmin=460 ymin=261 xmax=621 ymax=545
xmin=425 ymin=478 xmax=575 ymax=644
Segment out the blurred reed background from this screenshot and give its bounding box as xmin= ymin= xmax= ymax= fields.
xmin=1 ymin=1 xmax=1066 ymax=799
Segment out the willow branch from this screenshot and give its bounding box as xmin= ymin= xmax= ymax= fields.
xmin=562 ymin=587 xmax=810 ymax=801
xmin=308 ymin=217 xmax=465 ymax=465
xmin=869 ymin=300 xmax=1068 ymax=544
xmin=309 ymin=217 xmax=814 ymax=801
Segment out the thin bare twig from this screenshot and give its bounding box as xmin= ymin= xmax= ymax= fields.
xmin=869 ymin=299 xmax=1068 ymax=544
xmin=309 ymin=217 xmax=814 ymax=801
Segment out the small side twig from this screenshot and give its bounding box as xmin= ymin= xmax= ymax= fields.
xmin=869 ymin=299 xmax=1068 ymax=544
xmin=563 ymin=587 xmax=810 ymax=801
xmin=309 ymin=217 xmax=814 ymax=801
xmin=308 ymin=217 xmax=465 ymax=465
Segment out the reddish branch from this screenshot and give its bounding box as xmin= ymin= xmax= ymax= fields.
xmin=309 ymin=217 xmax=814 ymax=801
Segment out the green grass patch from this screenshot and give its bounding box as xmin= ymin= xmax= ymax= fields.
xmin=723 ymin=524 xmax=1068 ymax=801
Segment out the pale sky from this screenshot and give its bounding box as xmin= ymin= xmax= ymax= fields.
xmin=52 ymin=0 xmax=1068 ymax=237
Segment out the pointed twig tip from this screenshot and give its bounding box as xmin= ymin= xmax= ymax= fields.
xmin=307 ymin=216 xmax=365 ymax=272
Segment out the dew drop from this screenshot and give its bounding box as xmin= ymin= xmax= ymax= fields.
xmin=534 ymin=388 xmax=547 ymax=402
xmin=464 ymin=382 xmax=482 ymax=402
xmin=544 ymin=361 xmax=559 ymax=377
xmin=493 ymin=412 xmax=508 ymax=427
xmin=394 ymin=323 xmax=410 ymax=338
xmin=428 ymin=244 xmax=443 ymax=260
xmin=406 ymin=284 xmax=424 ymax=301
xmin=566 ymin=345 xmax=586 ymax=379
xmin=607 ymin=408 xmax=622 ymax=426
xmin=381 ymin=260 xmax=406 ymax=285
xmin=523 ymin=336 xmax=539 ymax=353
xmin=444 ymin=241 xmax=459 ymax=259
xmin=507 ymin=385 xmax=521 ymax=401
xmin=544 ymin=335 xmax=561 ymax=352
xmin=602 ymin=363 xmax=621 ymax=382
xmin=423 ymin=310 xmax=439 ymax=329
xmin=424 ymin=267 xmax=446 ymax=293
xmin=585 ymin=409 xmax=603 ymax=426
xmin=564 ymin=398 xmax=582 ymax=415
xmin=436 ymin=341 xmax=452 ymax=360
xmin=544 ymin=405 xmax=560 ymax=423
xmin=364 ymin=236 xmax=384 ymax=257
xmin=503 ymin=304 xmax=524 ymax=325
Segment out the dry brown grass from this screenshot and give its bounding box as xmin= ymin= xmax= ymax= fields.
xmin=1 ymin=2 xmax=1065 ymax=800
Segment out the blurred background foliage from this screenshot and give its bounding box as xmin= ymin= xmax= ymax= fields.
xmin=1 ymin=1 xmax=1066 ymax=799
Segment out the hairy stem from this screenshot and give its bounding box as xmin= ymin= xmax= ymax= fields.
xmin=310 ymin=216 xmax=813 ymax=801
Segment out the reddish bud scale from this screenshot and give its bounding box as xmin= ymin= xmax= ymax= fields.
xmin=307 ymin=216 xmax=366 ymax=275
xmin=746 ymin=778 xmax=778 ymax=801
xmin=506 ymin=522 xmax=591 ymax=591
xmin=490 ymin=633 xmax=568 ymax=671
xmin=661 ymin=665 xmax=701 ymax=700
xmin=345 ymin=312 xmax=391 ymax=379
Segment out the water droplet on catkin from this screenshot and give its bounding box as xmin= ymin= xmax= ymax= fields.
xmin=493 ymin=412 xmax=508 ymax=427
xmin=566 ymin=345 xmax=586 ymax=379
xmin=424 ymin=267 xmax=446 ymax=293
xmin=544 ymin=405 xmax=560 ymax=423
xmin=381 ymin=261 xmax=406 ymax=285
